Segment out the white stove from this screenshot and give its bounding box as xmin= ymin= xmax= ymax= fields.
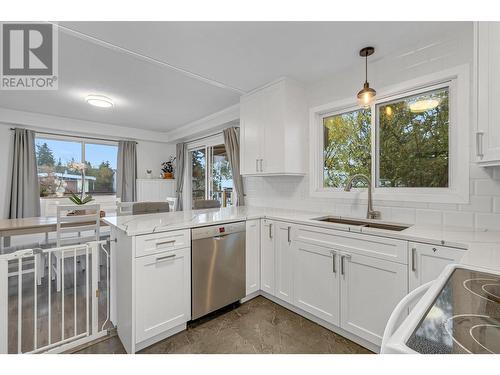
xmin=382 ymin=263 xmax=500 ymax=354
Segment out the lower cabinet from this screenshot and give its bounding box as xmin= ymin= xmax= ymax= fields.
xmin=409 ymin=242 xmax=465 ymax=291
xmin=293 ymin=241 xmax=340 ymax=325
xmin=339 ymin=252 xmax=407 ymax=346
xmin=135 ymin=248 xmax=191 ymax=344
xmin=260 ymin=219 xmax=276 ymax=295
xmin=245 ymin=219 xmax=261 ymax=295
xmin=275 ymin=222 xmax=293 ymax=304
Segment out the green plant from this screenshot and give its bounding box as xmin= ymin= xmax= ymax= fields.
xmin=69 ymin=191 xmax=94 ymax=205
xmin=161 ymin=156 xmax=175 ymax=173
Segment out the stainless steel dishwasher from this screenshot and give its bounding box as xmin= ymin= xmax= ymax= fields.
xmin=191 ymin=221 xmax=246 ymax=320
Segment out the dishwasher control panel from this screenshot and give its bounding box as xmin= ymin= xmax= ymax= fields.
xmin=191 ymin=221 xmax=246 ymax=240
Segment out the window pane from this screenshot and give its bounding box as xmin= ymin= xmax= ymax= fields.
xmin=85 ymin=143 xmax=118 ymax=194
xmin=377 ymin=87 xmax=449 ymax=188
xmin=211 ymin=144 xmax=233 ymax=207
xmin=191 ymin=148 xmax=206 ymax=208
xmin=323 ymin=108 xmax=371 ymax=188
xmin=35 ymin=138 xmax=82 ymax=197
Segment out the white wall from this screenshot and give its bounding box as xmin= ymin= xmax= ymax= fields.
xmin=136 ymin=140 xmax=176 ymax=179
xmin=244 ymin=24 xmax=500 ymax=230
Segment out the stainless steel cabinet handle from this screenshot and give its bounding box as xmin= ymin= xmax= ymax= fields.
xmin=340 ymin=254 xmax=351 ymax=275
xmin=287 ymin=226 xmax=291 ymax=243
xmin=476 ymin=131 xmax=484 ymax=158
xmin=156 ymin=254 xmax=176 ymax=262
xmin=411 ymin=247 xmax=417 ymax=272
xmin=156 ymin=239 xmax=176 ymax=246
xmin=269 ymin=223 xmax=273 ymax=239
xmin=330 ymin=251 xmax=336 ymax=273
xmin=256 ymin=159 xmax=259 ymax=172
xmin=259 ymin=159 xmax=263 ymax=172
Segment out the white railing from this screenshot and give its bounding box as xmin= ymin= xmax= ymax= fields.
xmin=0 ymin=241 xmax=110 ymax=354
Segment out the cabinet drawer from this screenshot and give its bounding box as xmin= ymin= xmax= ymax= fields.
xmin=295 ymin=225 xmax=408 ymax=264
xmin=135 ymin=229 xmax=190 ymax=258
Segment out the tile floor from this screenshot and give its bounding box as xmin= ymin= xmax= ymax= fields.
xmin=75 ymin=296 xmax=372 ymax=354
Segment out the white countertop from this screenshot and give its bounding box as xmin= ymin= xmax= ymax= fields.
xmin=104 ymin=205 xmax=499 ymax=244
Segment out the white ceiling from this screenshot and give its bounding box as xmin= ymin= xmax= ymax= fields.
xmin=0 ymin=21 xmax=470 ymax=133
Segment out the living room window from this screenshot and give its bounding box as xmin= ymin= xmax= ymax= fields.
xmin=35 ymin=134 xmax=118 ymax=197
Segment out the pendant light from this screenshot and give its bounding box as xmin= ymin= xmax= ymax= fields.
xmin=357 ymin=46 xmax=376 ymax=108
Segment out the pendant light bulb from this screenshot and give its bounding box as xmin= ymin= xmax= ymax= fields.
xmin=357 ymin=47 xmax=376 ymax=108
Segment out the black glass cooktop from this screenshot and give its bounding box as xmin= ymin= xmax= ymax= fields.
xmin=407 ymin=267 xmax=500 ymax=354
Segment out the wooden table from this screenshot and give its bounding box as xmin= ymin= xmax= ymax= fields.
xmin=0 ymin=216 xmax=108 ymax=250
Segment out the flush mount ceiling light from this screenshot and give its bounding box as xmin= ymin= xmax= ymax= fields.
xmin=408 ymin=98 xmax=441 ymax=113
xmin=357 ymin=46 xmax=376 ymax=109
xmin=86 ymin=95 xmax=114 ymax=109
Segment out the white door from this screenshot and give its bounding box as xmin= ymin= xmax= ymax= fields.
xmin=409 ymin=243 xmax=464 ymax=291
xmin=292 ymin=241 xmax=340 ymax=325
xmin=477 ymin=22 xmax=500 ymax=164
xmin=260 ymin=219 xmax=275 ymax=295
xmin=275 ymin=222 xmax=293 ymax=303
xmin=340 ymin=252 xmax=407 ymax=346
xmin=245 ymin=220 xmax=260 ymax=295
xmin=135 ymin=248 xmax=191 ymax=343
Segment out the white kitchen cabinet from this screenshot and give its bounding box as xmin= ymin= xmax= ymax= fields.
xmin=476 ymin=22 xmax=500 ymax=166
xmin=240 ymin=78 xmax=307 ymax=176
xmin=409 ymin=242 xmax=465 ymax=291
xmin=274 ymin=222 xmax=293 ymax=304
xmin=339 ymin=252 xmax=407 ymax=346
xmin=135 ymin=248 xmax=191 ymax=344
xmin=136 ymin=179 xmax=175 ymax=202
xmin=260 ymin=219 xmax=276 ymax=295
xmin=245 ymin=220 xmax=261 ymax=295
xmin=292 ymin=241 xmax=340 ymax=325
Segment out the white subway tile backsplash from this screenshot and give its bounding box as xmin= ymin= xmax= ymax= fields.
xmin=391 ymin=207 xmax=416 ymax=224
xmin=475 ymin=213 xmax=500 ymax=231
xmin=475 ymin=179 xmax=500 ymax=196
xmin=443 ymin=211 xmax=474 ymax=228
xmin=416 ymin=209 xmax=443 ymax=226
xmin=459 ymin=196 xmax=492 ymax=213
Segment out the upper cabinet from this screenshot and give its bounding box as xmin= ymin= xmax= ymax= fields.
xmin=240 ymin=78 xmax=307 ymax=175
xmin=476 ymin=22 xmax=500 ymax=166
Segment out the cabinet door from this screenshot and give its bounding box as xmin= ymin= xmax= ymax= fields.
xmin=245 ymin=220 xmax=260 ymax=295
xmin=260 ymin=82 xmax=285 ymax=174
xmin=477 ymin=22 xmax=500 ymax=165
xmin=260 ymin=219 xmax=275 ymax=295
xmin=135 ymin=248 xmax=191 ymax=343
xmin=240 ymin=93 xmax=263 ymax=175
xmin=293 ymin=241 xmax=340 ymax=325
xmin=136 ymin=180 xmax=160 ymax=202
xmin=275 ymin=222 xmax=293 ymax=303
xmin=340 ymin=252 xmax=407 ymax=346
xmin=409 ymin=243 xmax=464 ymax=291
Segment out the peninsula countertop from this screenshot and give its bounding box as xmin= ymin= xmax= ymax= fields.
xmin=103 ymin=206 xmax=500 ymax=252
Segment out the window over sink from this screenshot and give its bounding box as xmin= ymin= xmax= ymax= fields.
xmin=311 ymin=66 xmax=469 ymax=203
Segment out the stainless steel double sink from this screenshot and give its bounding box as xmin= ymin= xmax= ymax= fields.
xmin=312 ymin=216 xmax=410 ymax=231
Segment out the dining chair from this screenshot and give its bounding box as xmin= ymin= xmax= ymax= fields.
xmin=132 ymin=202 xmax=170 ymax=215
xmin=193 ymin=199 xmax=221 ymax=209
xmin=166 ymin=197 xmax=178 ymax=212
xmin=54 ymin=204 xmax=101 ymax=292
xmin=116 ymin=200 xmax=134 ymax=216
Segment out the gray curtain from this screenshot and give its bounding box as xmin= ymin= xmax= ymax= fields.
xmin=117 ymin=141 xmax=137 ymax=202
xmin=175 ymin=143 xmax=186 ymax=211
xmin=223 ymin=127 xmax=245 ymax=206
xmin=9 ymin=128 xmax=41 ymax=218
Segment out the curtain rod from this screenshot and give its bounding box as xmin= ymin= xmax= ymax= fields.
xmin=9 ymin=127 xmax=138 ymax=144
xmin=187 ymin=131 xmax=223 ymax=144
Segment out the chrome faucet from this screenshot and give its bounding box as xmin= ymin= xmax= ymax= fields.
xmin=344 ymin=174 xmax=381 ymax=220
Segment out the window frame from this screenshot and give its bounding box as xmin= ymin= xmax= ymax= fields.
xmin=35 ymin=133 xmax=119 ymax=197
xmin=309 ymin=65 xmax=470 ymax=204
